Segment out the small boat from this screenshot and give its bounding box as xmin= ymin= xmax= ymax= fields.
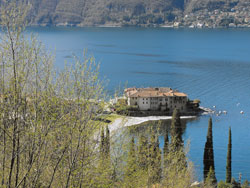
xmin=240 ymin=111 xmax=244 ymax=114
xmin=223 ymin=111 xmax=227 ymax=114
xmin=213 ymin=105 xmax=216 ymax=108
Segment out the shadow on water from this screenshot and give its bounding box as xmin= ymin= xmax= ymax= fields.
xmin=129 ymin=118 xmax=197 ymax=138
xmin=113 ymin=117 xmax=198 ymax=146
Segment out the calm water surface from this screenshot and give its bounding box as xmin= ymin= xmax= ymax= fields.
xmin=27 ymin=27 xmax=250 ymax=181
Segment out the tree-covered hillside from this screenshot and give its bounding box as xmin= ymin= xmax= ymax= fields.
xmin=2 ymin=0 xmax=250 ymax=27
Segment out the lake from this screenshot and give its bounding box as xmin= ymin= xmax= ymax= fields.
xmin=27 ymin=26 xmax=250 ymax=181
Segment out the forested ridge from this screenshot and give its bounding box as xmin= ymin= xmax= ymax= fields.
xmin=1 ymin=0 xmax=250 ymax=27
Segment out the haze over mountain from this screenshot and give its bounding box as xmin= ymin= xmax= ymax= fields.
xmin=3 ymin=0 xmax=250 ymax=27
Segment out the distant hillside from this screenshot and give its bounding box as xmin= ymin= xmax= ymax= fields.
xmin=2 ymin=0 xmax=250 ymax=27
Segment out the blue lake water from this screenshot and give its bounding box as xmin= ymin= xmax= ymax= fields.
xmin=27 ymin=27 xmax=250 ymax=181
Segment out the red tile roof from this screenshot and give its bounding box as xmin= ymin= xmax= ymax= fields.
xmin=125 ymin=87 xmax=187 ymax=98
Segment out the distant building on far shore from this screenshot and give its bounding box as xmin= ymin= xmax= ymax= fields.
xmin=124 ymin=87 xmax=189 ymax=113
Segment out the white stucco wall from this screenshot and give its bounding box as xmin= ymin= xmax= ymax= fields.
xmin=127 ymin=96 xmax=188 ymax=112
xmin=138 ymin=97 xmax=150 ymax=110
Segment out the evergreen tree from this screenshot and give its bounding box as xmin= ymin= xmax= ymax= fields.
xmin=125 ymin=137 xmax=137 ymax=177
xmin=205 ymin=167 xmax=217 ymax=187
xmin=155 ymin=137 xmax=162 ymax=183
xmin=231 ymin=178 xmax=241 ymax=188
xmin=226 ymin=127 xmax=232 ymax=184
xmin=170 ymin=108 xmax=183 ymax=150
xmin=105 ymin=126 xmax=110 ymax=158
xmin=148 ymin=130 xmax=162 ymax=185
xmin=138 ymin=135 xmax=149 ymax=170
xmin=100 ymin=127 xmax=105 ymax=158
xmin=203 ymin=117 xmax=216 ymax=183
xmin=163 ymin=128 xmax=169 ymax=160
xmin=148 ymin=132 xmax=156 ymax=184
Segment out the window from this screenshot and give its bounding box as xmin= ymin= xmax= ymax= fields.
xmin=143 ymin=102 xmax=144 ymax=104
xmin=146 ymin=102 xmax=148 ymax=104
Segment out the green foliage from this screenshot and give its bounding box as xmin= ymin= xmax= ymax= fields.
xmin=193 ymin=99 xmax=201 ymax=104
xmin=124 ymin=137 xmax=141 ymax=187
xmin=170 ymin=108 xmax=183 ymax=151
xmin=231 ymin=178 xmax=241 ymax=188
xmin=114 ymin=99 xmax=138 ymax=115
xmin=205 ymin=167 xmax=217 ymax=187
xmin=3 ymin=3 xmax=246 ymax=188
xmin=148 ymin=131 xmax=162 ymax=184
xmin=0 ymin=3 xmax=109 ymax=187
xmin=101 ymin=127 xmax=105 ymax=156
xmin=226 ymin=127 xmax=232 ymax=184
xmin=218 ymin=180 xmax=231 ymax=188
xmin=138 ymin=134 xmax=149 ymax=171
xmin=163 ymin=127 xmax=169 ymax=160
xmin=105 ymin=126 xmax=110 ymax=157
xmin=203 ymin=118 xmax=216 ymax=183
xmin=242 ymin=180 xmax=250 ymax=188
xmin=162 ymin=143 xmax=194 ymax=188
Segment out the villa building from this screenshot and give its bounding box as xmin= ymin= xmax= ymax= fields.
xmin=124 ymin=87 xmax=188 ymax=113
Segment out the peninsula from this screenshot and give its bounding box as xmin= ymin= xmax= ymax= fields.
xmin=112 ymin=87 xmax=201 ymax=116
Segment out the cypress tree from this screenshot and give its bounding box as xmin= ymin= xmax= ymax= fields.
xmin=205 ymin=166 xmax=217 ymax=187
xmin=163 ymin=128 xmax=169 ymax=168
xmin=148 ymin=132 xmax=162 ymax=185
xmin=138 ymin=135 xmax=149 ymax=170
xmin=148 ymin=133 xmax=156 ymax=184
xmin=203 ymin=117 xmax=216 ymax=183
xmin=170 ymin=108 xmax=183 ymax=150
xmin=105 ymin=126 xmax=110 ymax=158
xmin=226 ymin=127 xmax=232 ymax=184
xmin=155 ymin=137 xmax=162 ymax=183
xmin=100 ymin=127 xmax=105 ymax=157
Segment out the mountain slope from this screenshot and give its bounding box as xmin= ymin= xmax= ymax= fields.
xmin=2 ymin=0 xmax=250 ymax=27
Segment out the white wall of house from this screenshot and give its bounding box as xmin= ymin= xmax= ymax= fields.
xmin=138 ymin=97 xmax=150 ymax=110
xmin=128 ymin=97 xmax=138 ymax=106
xmin=127 ymin=96 xmax=188 ymax=112
xmin=150 ymin=97 xmax=159 ymax=110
